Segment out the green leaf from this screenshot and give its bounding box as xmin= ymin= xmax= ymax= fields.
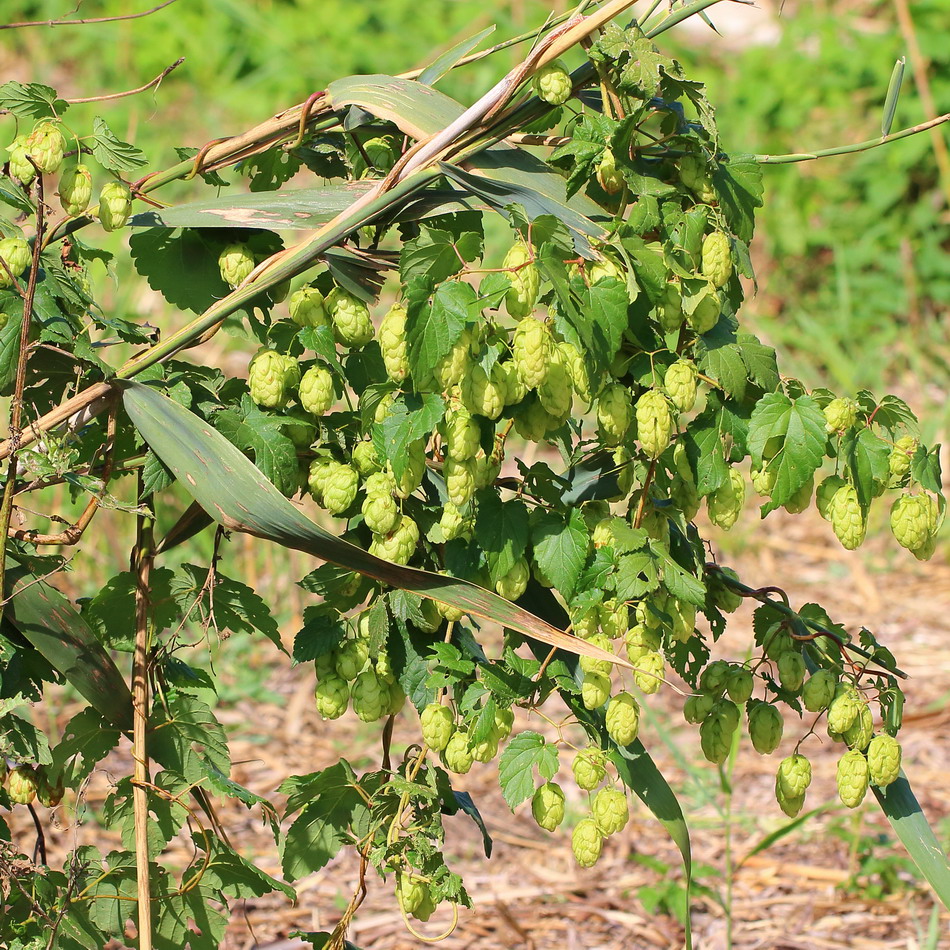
xmin=418 ymin=25 xmax=495 ymax=86
xmin=497 ymin=730 xmax=559 ymax=809
xmin=90 ymin=116 xmax=147 ymax=172
xmin=699 ymin=341 xmax=747 ymax=400
xmin=530 ymin=508 xmax=589 ymax=598
xmin=0 ymin=80 xmax=67 ymax=118
xmin=682 ymin=407 xmax=729 ymax=497
xmin=476 ymin=493 xmax=530 ymax=585
xmin=874 ymin=773 xmax=950 ymax=911
xmin=911 ymin=444 xmax=943 ymax=494
xmin=0 ymin=713 xmax=51 ymax=764
xmin=238 ymin=147 xmax=301 ymax=192
xmin=400 ymin=225 xmax=481 ymax=285
xmin=0 ymin=305 xmax=23 ymax=396
xmin=841 ymin=427 xmax=890 ymax=508
xmin=372 ymin=392 xmax=445 ymax=482
xmin=193 ymin=830 xmax=296 ymax=899
xmin=280 ymin=762 xmax=363 ymax=880
xmin=405 ymin=279 xmax=473 ymax=380
xmin=84 ymin=568 xmax=177 ymax=652
xmin=148 ymin=692 xmax=229 ymax=783
xmin=737 ymin=335 xmax=779 ymax=393
xmin=50 ymin=708 xmax=120 ymax=786
xmin=712 ymin=155 xmax=764 ymax=244
xmin=748 ymin=393 xmax=826 ymax=511
xmin=293 ymin=608 xmax=346 ymax=662
xmin=122 ymin=381 xmax=626 ymax=667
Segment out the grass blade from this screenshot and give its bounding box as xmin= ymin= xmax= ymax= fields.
xmin=120 ymin=381 xmax=625 ymax=668
xmin=418 ymin=26 xmax=496 ymax=87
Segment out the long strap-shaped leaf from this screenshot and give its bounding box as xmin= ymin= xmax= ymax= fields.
xmin=121 ymin=381 xmax=625 ymax=667
xmin=4 ymin=554 xmax=133 ymax=731
xmin=873 ymin=776 xmax=950 ymax=909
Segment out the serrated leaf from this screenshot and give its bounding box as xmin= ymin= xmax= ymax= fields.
xmin=405 ymin=279 xmax=472 ymax=380
xmin=911 ymin=444 xmax=942 ymax=494
xmin=497 ymin=730 xmax=559 ymax=809
xmin=530 ymin=508 xmax=589 ymax=598
xmin=476 ymin=493 xmax=530 ymax=585
xmin=400 ymin=225 xmax=481 ymax=285
xmin=841 ymin=427 xmax=890 ymax=508
xmin=49 ymin=708 xmax=120 ymax=786
xmin=0 ymin=713 xmax=52 ymax=764
xmin=0 ymin=80 xmax=68 ymax=118
xmin=193 ymin=830 xmax=295 ymax=899
xmin=712 ymin=155 xmax=764 ymax=244
xmin=148 ymin=692 xmax=229 ymax=784
xmin=90 ymin=117 xmax=147 ymax=172
xmin=293 ymin=608 xmax=346 ymax=662
xmin=372 ymin=392 xmax=445 ymax=482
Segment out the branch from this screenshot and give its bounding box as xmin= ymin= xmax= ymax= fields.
xmin=0 ymin=0 xmax=179 ymax=30
xmin=66 ymin=58 xmax=184 ymax=105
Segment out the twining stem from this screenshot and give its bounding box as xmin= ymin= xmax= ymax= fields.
xmin=131 ymin=476 xmax=155 ymax=950
xmin=0 ymin=168 xmax=46 ymax=599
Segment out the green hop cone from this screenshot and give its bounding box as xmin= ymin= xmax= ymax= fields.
xmin=352 ymin=669 xmax=386 ymax=722
xmin=664 ymin=359 xmax=698 ymax=413
xmin=0 ymin=237 xmax=31 ymax=289
xmin=558 ymin=340 xmax=591 ymax=401
xmin=361 ymin=136 xmax=397 ymax=174
xmin=378 ymin=302 xmax=410 ymax=383
xmin=537 ymin=354 xmax=573 ymax=417
xmin=775 ymin=785 xmax=806 ymax=818
xmin=701 ymin=231 xmax=732 ymax=288
xmin=8 ymin=135 xmax=36 ymax=184
xmin=495 ymin=557 xmax=530 ymax=601
xmin=391 ymin=439 xmax=427 ymax=500
xmin=59 ymin=163 xmax=93 ymax=217
xmin=826 ymin=683 xmax=860 ymax=735
xmin=699 ymin=712 xmax=733 ymax=764
xmin=419 ymin=703 xmax=454 ymax=752
xmin=298 ymin=365 xmax=335 ymax=416
xmin=688 ymin=283 xmax=721 ymax=334
xmin=532 ymin=60 xmax=573 ymax=105
xmin=444 ymin=456 xmax=476 ymax=508
xmin=442 ymin=729 xmax=474 ymax=774
xmin=726 ymin=667 xmax=755 ymax=704
xmin=890 ymin=494 xmax=934 ymax=551
xmin=369 ymin=514 xmax=419 ymax=565
xmin=433 ymin=331 xmax=472 ymax=390
xmin=581 ymin=670 xmax=612 ymax=710
xmin=596 ymin=383 xmax=633 ymax=446
xmin=683 ymin=692 xmax=715 ymax=724
xmin=824 ymin=397 xmax=859 ymax=432
xmin=572 ymin=747 xmax=607 ymax=791
xmin=362 ymin=490 xmax=400 ymax=536
xmin=596 ymin=146 xmax=624 ymax=195
xmin=443 ymin=405 xmax=480 ymax=461
xmin=248 ymin=348 xmax=291 ymax=409
xmin=836 ymin=749 xmax=870 ymax=808
xmin=321 ymin=462 xmax=359 ymax=515
xmin=668 ymin=599 xmax=696 ymax=644
xmin=748 ymin=701 xmax=784 ymax=755
xmin=289 ymin=285 xmax=328 ymax=327
xmin=658 ymin=280 xmax=685 ymax=332
xmin=98 ymin=181 xmax=132 ymax=231
xmin=35 ymin=767 xmax=64 ymax=808
xmin=828 ymin=484 xmax=867 ymax=550
xmin=635 ymin=389 xmax=674 ymax=459
xmin=867 ymin=734 xmax=901 ymax=787
xmin=512 ymin=317 xmax=553 ymax=390
xmin=802 ymin=669 xmax=837 ymax=712
xmin=633 ymin=650 xmax=665 ymax=695
xmin=777 ymin=652 xmax=806 ymax=693
xmin=700 ymin=658 xmax=732 ymax=694
xmin=708 ymin=467 xmax=745 ymax=531
xmin=599 ymin=598 xmax=629 ymax=641
xmin=24 ymin=121 xmax=65 ymax=174
xmin=472 ymin=735 xmax=498 ymax=763
xmin=412 ymin=889 xmax=437 ymax=922
xmin=7 ymin=767 xmax=38 ymax=805
xmin=438 ymin=501 xmax=471 ymax=541
xmin=335 ymin=636 xmax=369 ymax=681
xmin=816 ymin=475 xmax=846 ymax=521
xmin=751 ymin=465 xmax=777 ymax=497
xmin=219 ymin=242 xmax=255 ymax=287
xmin=588 ymin=256 xmax=625 ymax=286
xmin=494 ymin=707 xmax=514 ymax=740
xmin=531 ymin=782 xmax=566 ymax=832
xmin=462 ymin=362 xmax=507 ymax=420
xmin=680 ymin=153 xmax=716 ymax=203
xmin=843 ymin=701 xmax=874 ymax=751
xmin=709 ymin=566 xmax=743 ymax=612
xmin=605 ymin=692 xmax=640 ymax=746
xmin=782 ymin=475 xmax=813 ymax=514
xmin=314 ymin=675 xmax=349 ymax=719
xmin=888 ymin=435 xmax=917 ymax=479
xmin=572 ymin=818 xmax=604 ymax=868
xmin=503 ymin=240 xmax=539 ymax=318
xmin=352 ymin=440 xmax=382 ymax=477
xmin=776 ymin=753 xmax=812 ymax=799
xmin=396 ymin=873 xmax=428 ymax=916
xmin=592 ymin=787 xmax=629 ymax=836
xmin=327 ymin=288 xmax=373 ymax=346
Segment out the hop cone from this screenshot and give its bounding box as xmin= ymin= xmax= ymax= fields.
xmin=635 ymin=390 xmax=674 ymax=458
xmin=503 ymin=240 xmax=539 ymax=318
xmin=98 ymin=181 xmax=132 ymax=232
xmin=836 ymin=749 xmax=870 ymax=808
xmin=572 ymin=818 xmax=604 ymax=868
xmin=24 ymin=121 xmax=65 ymax=174
xmin=59 ymin=163 xmax=93 ymax=217
xmin=531 ymin=782 xmax=566 ymax=831
xmin=532 ymin=60 xmax=573 ymax=105
xmin=867 ymin=734 xmax=901 ymax=787
xmin=701 ymin=231 xmax=732 ymax=288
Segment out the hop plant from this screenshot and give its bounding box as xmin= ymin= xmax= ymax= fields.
xmin=289 ymin=285 xmax=328 ymax=327
xmin=664 ymin=359 xmax=698 ymax=413
xmin=596 ymin=383 xmax=633 ymax=446
xmin=827 ymin=683 xmax=861 ymax=735
xmin=7 ymin=135 xmax=36 ymax=183
xmin=777 ymin=652 xmax=806 ymax=693
xmin=503 ymin=240 xmax=539 ymax=318
xmin=512 ymin=317 xmax=553 ymax=389
xmin=7 ymin=767 xmax=39 ymax=805
xmin=0 ymin=237 xmax=31 ymax=289
xmin=352 ymin=669 xmax=387 ymax=722
xmin=35 ymin=767 xmax=64 ymax=808
xmin=98 ymin=181 xmax=132 ymax=232
xmin=315 ymin=675 xmax=349 ymax=719
xmin=352 ymin=440 xmax=382 ymax=477
xmin=635 ymin=390 xmax=674 ymax=458
xmin=659 ymin=281 xmax=685 ymax=331
xmin=572 ymin=818 xmax=604 ymax=868
xmin=572 ymin=747 xmax=607 ymax=790
xmin=748 ymin=701 xmax=783 ymax=755
xmin=531 ymin=782 xmax=566 ymax=832
xmin=633 ymin=651 xmax=665 ymax=694
xmin=708 ymin=468 xmax=745 ymax=531
xmin=248 ymin=349 xmax=292 ymax=409
xmin=462 ymin=362 xmax=507 ymax=420
xmin=444 ymin=456 xmax=476 ymax=508
xmin=687 ymin=283 xmax=720 ymax=334
xmin=369 ymin=514 xmax=419 ymax=564
xmin=219 ymin=242 xmax=255 ymax=287
xmin=336 ymin=636 xmax=370 ymax=681
xmin=362 ymin=486 xmax=400 ymax=537
xmin=701 ymin=231 xmax=732 ymax=288
xmin=24 ymin=121 xmax=65 ymax=174
xmin=751 ymin=465 xmax=777 ymax=497
xmin=299 ymin=365 xmax=335 ymax=416
xmin=680 ymin=153 xmax=716 ymax=203
xmin=726 ymin=667 xmax=754 ymax=704
xmin=59 ymin=163 xmax=93 ymax=217
xmin=889 ymin=435 xmax=917 ymax=479
xmin=532 ymin=60 xmax=573 ymax=105
xmin=802 ymin=669 xmax=837 ymax=712
xmin=321 ymin=463 xmax=359 ymax=515
xmin=776 ymin=753 xmax=812 ymax=799
xmin=434 ymin=331 xmax=472 ymax=389
xmin=592 ymin=787 xmax=629 ymax=836
xmin=596 ymin=146 xmax=624 ymax=195
xmin=558 ymin=340 xmax=591 ymax=401
xmin=824 ymin=397 xmax=859 ymax=432
xmin=867 ymin=734 xmax=901 ymax=787
xmin=327 ymin=288 xmax=373 ymax=346
xmin=828 ymin=484 xmax=866 ymax=550
xmin=396 ymin=873 xmax=428 ymax=916
xmin=683 ymin=692 xmax=715 ymax=724
xmin=605 ymin=692 xmax=641 ymax=746
xmin=816 ymin=474 xmax=847 ymax=521
xmin=843 ymin=701 xmax=873 ymax=752
xmin=495 ymin=557 xmax=530 ymax=601
xmin=442 ymin=729 xmax=474 ymax=774
xmin=890 ymin=495 xmax=934 ymax=552
xmin=582 ymin=670 xmax=612 ymax=710
xmin=836 ymin=749 xmax=870 ymax=808
xmin=700 ymin=710 xmax=734 ymax=764
xmin=378 ymin=302 xmax=410 ymax=382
